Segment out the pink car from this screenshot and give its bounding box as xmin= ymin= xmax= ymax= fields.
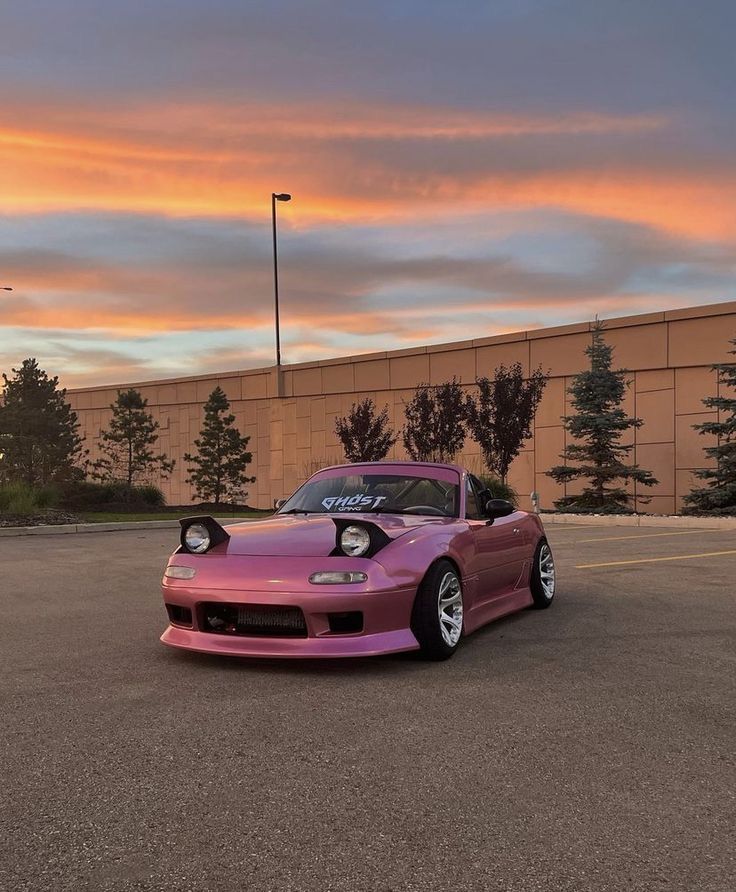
xmin=160 ymin=461 xmax=556 ymax=660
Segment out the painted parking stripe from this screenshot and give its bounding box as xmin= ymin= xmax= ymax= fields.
xmin=576 ymin=550 xmax=736 ymax=569
xmin=577 ymin=530 xmax=726 ymax=543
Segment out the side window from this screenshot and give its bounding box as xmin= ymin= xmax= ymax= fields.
xmin=465 ymin=478 xmax=484 ymax=521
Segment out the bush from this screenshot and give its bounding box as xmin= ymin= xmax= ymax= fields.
xmin=53 ymin=480 xmax=165 ymax=510
xmin=133 ymin=484 xmax=165 ymax=507
xmin=0 ymin=481 xmax=59 ymax=516
xmin=51 ymin=480 xmax=107 ymax=509
xmin=476 ymin=474 xmax=518 ymax=506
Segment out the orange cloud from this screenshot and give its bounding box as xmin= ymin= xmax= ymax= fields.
xmin=1 ymin=98 xmax=733 ymax=240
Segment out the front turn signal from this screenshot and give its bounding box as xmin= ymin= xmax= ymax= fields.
xmin=309 ymin=571 xmax=367 ymax=585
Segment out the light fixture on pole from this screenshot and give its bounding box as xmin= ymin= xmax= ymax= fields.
xmin=271 ymin=192 xmax=291 ymax=366
xmin=1 ymin=286 xmax=12 ymax=291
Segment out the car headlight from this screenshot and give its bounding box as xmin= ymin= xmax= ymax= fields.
xmin=184 ymin=523 xmax=210 ymax=554
xmin=309 ymin=571 xmax=368 ymax=584
xmin=340 ymin=525 xmax=371 ymax=557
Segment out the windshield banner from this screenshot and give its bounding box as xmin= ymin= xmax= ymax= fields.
xmin=321 ymin=494 xmax=388 ymax=512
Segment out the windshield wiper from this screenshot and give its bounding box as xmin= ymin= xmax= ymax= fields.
xmin=279 ymin=508 xmax=319 ymax=515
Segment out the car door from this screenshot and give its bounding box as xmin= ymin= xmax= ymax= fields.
xmin=464 ymin=476 xmax=522 ymax=604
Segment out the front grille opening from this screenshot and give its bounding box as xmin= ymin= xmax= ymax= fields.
xmin=166 ymin=604 xmax=193 ymax=627
xmin=327 ymin=611 xmax=363 ymax=634
xmin=200 ymin=602 xmax=307 ymax=638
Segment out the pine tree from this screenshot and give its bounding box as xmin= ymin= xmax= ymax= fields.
xmin=466 ymin=363 xmax=548 ymax=483
xmin=403 ymin=380 xmax=467 ymax=463
xmin=184 ymin=386 xmax=255 ymax=505
xmin=334 ymin=398 xmax=396 ymax=463
xmin=93 ymin=388 xmax=174 ymax=486
xmin=0 ymin=358 xmax=86 ymax=484
xmin=683 ymin=338 xmax=736 ymax=515
xmin=547 ymin=322 xmax=657 ymax=512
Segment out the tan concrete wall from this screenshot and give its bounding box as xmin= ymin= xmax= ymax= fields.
xmin=67 ymin=301 xmax=736 ymax=514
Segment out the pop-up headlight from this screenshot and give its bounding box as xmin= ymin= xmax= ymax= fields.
xmin=340 ymin=525 xmax=371 ymax=557
xmin=179 ymin=515 xmax=230 ymax=555
xmin=184 ymin=523 xmax=210 ymax=554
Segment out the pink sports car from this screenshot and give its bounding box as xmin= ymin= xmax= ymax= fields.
xmin=160 ymin=461 xmax=556 ymax=660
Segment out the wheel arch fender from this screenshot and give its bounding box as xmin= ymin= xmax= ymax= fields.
xmin=374 ymin=525 xmax=470 ymax=586
xmin=410 ymin=552 xmax=467 ymax=635
xmin=423 ymin=553 xmax=463 ymax=584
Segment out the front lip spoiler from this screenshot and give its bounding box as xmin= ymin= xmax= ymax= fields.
xmin=160 ymin=625 xmax=419 ymax=659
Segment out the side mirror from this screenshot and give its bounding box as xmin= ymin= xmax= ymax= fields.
xmin=484 ymin=498 xmax=515 ymax=521
xmin=275 ymin=498 xmax=287 ymax=510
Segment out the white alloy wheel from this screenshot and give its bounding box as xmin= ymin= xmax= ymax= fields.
xmin=437 ymin=571 xmax=463 ymax=647
xmin=539 ymin=542 xmax=555 ymax=601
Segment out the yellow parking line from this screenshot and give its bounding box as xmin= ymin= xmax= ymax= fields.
xmin=576 ymin=550 xmax=736 ymax=569
xmin=577 ymin=530 xmax=725 ymax=543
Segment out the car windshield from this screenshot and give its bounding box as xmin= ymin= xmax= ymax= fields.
xmin=278 ymin=472 xmax=459 ymax=517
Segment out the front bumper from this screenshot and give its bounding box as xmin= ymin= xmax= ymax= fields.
xmin=161 ymin=560 xmax=420 ymax=657
xmin=161 ymin=624 xmax=418 ymax=658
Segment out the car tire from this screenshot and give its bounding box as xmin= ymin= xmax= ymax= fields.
xmin=530 ymin=538 xmax=555 ymax=609
xmin=411 ymin=559 xmax=464 ymax=660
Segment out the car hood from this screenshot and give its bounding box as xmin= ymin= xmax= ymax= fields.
xmin=221 ymin=513 xmax=453 ymax=556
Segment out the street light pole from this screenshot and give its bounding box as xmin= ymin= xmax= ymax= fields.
xmin=271 ymin=192 xmax=291 ymax=366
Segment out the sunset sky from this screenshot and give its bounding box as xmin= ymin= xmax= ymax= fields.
xmin=1 ymin=1 xmax=735 ymax=387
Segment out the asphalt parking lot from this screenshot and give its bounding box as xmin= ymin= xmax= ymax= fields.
xmin=1 ymin=523 xmax=734 ymax=892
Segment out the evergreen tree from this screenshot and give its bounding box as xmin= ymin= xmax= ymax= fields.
xmin=466 ymin=363 xmax=548 ymax=483
xmin=335 ymin=398 xmax=397 ymax=463
xmin=184 ymin=386 xmax=255 ymax=505
xmin=547 ymin=322 xmax=657 ymax=512
xmin=92 ymin=388 xmax=174 ymax=486
xmin=683 ymin=338 xmax=736 ymax=515
xmin=0 ymin=358 xmax=86 ymax=484
xmin=403 ymin=380 xmax=467 ymax=463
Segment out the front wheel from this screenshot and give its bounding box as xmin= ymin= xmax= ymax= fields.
xmin=530 ymin=538 xmax=555 ymax=608
xmin=411 ymin=559 xmax=464 ymax=661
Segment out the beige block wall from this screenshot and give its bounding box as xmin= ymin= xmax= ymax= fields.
xmin=66 ymin=300 xmax=736 ymax=514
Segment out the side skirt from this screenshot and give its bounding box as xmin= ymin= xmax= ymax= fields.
xmin=463 ymin=586 xmax=534 ymax=636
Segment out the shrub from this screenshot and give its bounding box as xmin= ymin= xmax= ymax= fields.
xmin=52 ymin=480 xmax=107 ymax=509
xmin=476 ymin=474 xmax=518 ymax=506
xmin=0 ymin=481 xmax=59 ymax=516
xmin=53 ymin=480 xmax=165 ymax=510
xmin=134 ymin=484 xmax=165 ymax=507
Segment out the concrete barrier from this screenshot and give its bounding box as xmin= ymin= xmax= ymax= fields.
xmin=540 ymin=513 xmax=736 ymax=530
xmin=0 ymin=518 xmax=250 ymax=538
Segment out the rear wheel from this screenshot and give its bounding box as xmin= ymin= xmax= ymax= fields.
xmin=411 ymin=559 xmax=464 ymax=660
xmin=530 ymin=538 xmax=555 ymax=608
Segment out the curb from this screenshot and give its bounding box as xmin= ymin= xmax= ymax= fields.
xmin=539 ymin=513 xmax=736 ymax=530
xmin=2 ymin=512 xmax=734 ymax=537
xmin=0 ymin=518 xmax=249 ymax=539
